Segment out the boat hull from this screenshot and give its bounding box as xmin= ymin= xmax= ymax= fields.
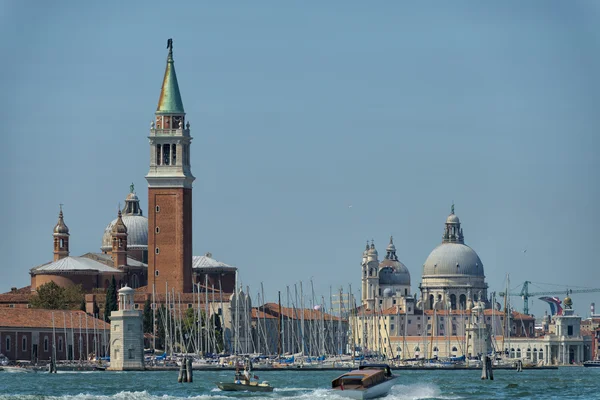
xmin=217 ymin=382 xmax=274 ymax=392
xmin=333 ymin=376 xmax=397 ymax=400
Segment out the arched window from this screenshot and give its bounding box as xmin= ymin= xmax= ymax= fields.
xmin=516 ymin=348 xmax=521 ymax=358
xmin=414 ymin=346 xmax=420 ymax=352
xmin=450 ymin=294 xmax=457 ymax=310
xmin=396 ymin=346 xmax=402 ymax=353
xmin=452 ymin=346 xmax=458 ymax=352
xmin=459 ymin=294 xmax=466 ymax=310
xmin=429 ymin=295 xmax=434 ymax=309
xmin=510 ymin=348 xmax=515 ymax=358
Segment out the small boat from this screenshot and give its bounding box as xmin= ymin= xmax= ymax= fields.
xmin=331 ymin=364 xmax=398 ymax=400
xmin=216 ymin=381 xmax=274 ymax=392
xmin=583 ymin=360 xmax=600 ymax=368
xmin=216 ymin=358 xmax=274 ymax=392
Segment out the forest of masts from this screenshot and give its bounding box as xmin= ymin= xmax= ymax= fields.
xmin=151 ymin=276 xmax=357 ymax=358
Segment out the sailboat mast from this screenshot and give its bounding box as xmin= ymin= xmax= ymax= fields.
xmin=277 ymin=291 xmax=282 ymax=356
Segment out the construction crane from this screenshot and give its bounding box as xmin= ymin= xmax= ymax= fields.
xmin=498 ymin=281 xmax=600 ymax=315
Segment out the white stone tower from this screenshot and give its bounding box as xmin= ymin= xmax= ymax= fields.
xmin=108 ymin=286 xmax=144 ymax=370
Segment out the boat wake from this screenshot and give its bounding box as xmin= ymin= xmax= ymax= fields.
xmin=389 ymin=383 xmax=464 ymax=399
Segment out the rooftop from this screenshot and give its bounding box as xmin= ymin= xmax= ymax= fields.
xmin=0 ymin=308 xmax=109 ymax=330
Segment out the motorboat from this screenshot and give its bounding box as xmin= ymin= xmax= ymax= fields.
xmin=583 ymin=360 xmax=600 ymax=368
xmin=216 ymin=381 xmax=274 ymax=392
xmin=331 ymin=364 xmax=398 ymax=399
xmin=216 ymin=357 xmax=274 ymax=392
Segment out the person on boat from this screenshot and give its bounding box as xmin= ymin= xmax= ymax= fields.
xmin=243 ymin=366 xmax=251 ymax=384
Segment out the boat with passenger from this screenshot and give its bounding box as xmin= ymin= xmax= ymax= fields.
xmin=216 ymin=358 xmax=274 ymax=392
xmin=331 ymin=364 xmax=398 ymax=399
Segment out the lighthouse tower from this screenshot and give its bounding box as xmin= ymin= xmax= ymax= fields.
xmin=108 ymin=286 xmax=144 ymax=370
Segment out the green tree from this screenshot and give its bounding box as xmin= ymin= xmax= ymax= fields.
xmin=104 ymin=276 xmax=118 ymax=322
xmin=143 ymin=299 xmax=153 ymax=334
xmin=80 ymin=299 xmax=86 ymax=312
xmin=29 ymin=281 xmax=66 ymax=309
xmin=92 ymin=298 xmax=100 ymax=317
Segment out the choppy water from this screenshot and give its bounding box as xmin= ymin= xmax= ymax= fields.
xmin=0 ymin=368 xmax=598 ymax=399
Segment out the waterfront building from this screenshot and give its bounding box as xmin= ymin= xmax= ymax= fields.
xmin=108 ymin=286 xmax=144 ymax=370
xmin=0 ymin=308 xmax=109 ymax=362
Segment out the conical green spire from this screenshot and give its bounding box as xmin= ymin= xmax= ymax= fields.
xmin=156 ymin=39 xmax=184 ymax=114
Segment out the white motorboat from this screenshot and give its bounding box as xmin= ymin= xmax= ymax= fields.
xmin=331 ymin=364 xmax=398 ymax=400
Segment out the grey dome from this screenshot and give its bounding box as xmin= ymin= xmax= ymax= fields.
xmin=101 ymin=215 xmax=148 ymax=251
xmin=446 ymin=214 xmax=460 ymax=224
xmin=423 ymin=243 xmax=484 ymax=276
xmin=378 ymin=263 xmax=411 ymax=286
xmin=383 ymin=288 xmax=393 ymax=297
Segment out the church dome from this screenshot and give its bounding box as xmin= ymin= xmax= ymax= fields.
xmin=101 ymin=186 xmax=147 ymax=251
xmin=53 ymin=209 xmax=69 ymax=235
xmin=446 ymin=214 xmax=460 ymax=224
xmin=102 ymin=215 xmax=147 ymax=251
xmin=378 ymin=236 xmax=411 ymax=286
xmin=423 ymin=243 xmax=484 ymax=276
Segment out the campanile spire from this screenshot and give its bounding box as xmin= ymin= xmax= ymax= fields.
xmin=146 ymin=39 xmax=194 ymax=294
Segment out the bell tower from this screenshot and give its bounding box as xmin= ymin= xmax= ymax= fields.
xmin=53 ymin=205 xmax=69 ymax=261
xmin=146 ymin=39 xmax=195 ymax=294
xmin=111 ymin=209 xmax=128 ymax=268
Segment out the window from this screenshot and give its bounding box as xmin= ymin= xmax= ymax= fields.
xmin=452 ymin=317 xmax=456 ymax=320
xmin=440 ymin=317 xmax=444 ymax=322
xmin=172 ymin=144 xmax=177 ymax=165
xmin=408 ymin=319 xmax=412 ymax=324
xmin=127 ymin=324 xmax=132 ymax=332
xmin=129 ymin=348 xmax=134 ymax=359
xmin=5 ymin=336 xmax=10 ymax=352
xmin=22 ymin=336 xmax=27 ymax=352
xmin=155 ymin=270 xmax=159 ymax=276
xmin=188 ymin=303 xmax=193 ymax=309
xmin=568 ymin=325 xmax=573 ymax=336
xmin=393 ymin=299 xmax=396 ymax=305
xmin=134 ymin=303 xmax=139 ymax=309
xmin=440 ymin=324 xmax=444 ymax=330
xmin=163 ymin=144 xmax=170 ymax=165
xmin=390 ymin=316 xmax=394 ymax=321
xmin=9 ymin=304 xmax=14 ymax=308
xmin=155 ymin=247 xmax=160 ymax=254
xmin=390 ymin=324 xmax=395 ymax=331
xmin=156 ymin=145 xmax=161 ymax=165
xmin=44 ymin=337 xmax=49 ymax=352
xmin=58 ymin=337 xmax=63 ymax=352
xmin=156 ymin=205 xmax=160 ymax=212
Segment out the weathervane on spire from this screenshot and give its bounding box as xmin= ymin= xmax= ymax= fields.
xmin=167 ymin=38 xmax=173 ymax=50
xmin=451 ymin=202 xmax=455 ymax=215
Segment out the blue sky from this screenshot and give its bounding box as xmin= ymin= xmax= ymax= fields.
xmin=1 ymin=1 xmax=599 ymax=318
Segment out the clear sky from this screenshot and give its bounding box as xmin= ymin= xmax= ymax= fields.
xmin=2 ymin=1 xmax=599 ymax=318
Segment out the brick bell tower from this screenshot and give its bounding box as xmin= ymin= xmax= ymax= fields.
xmin=146 ymin=39 xmax=195 ymax=294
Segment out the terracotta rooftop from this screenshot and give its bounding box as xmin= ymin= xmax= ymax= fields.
xmin=252 ymin=308 xmax=277 ymax=319
xmin=261 ymin=303 xmax=345 ymax=322
xmin=0 ymin=308 xmax=110 ymax=330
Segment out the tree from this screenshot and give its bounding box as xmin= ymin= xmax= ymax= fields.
xmin=92 ymin=298 xmax=100 ymax=317
xmin=104 ymin=276 xmax=118 ymax=322
xmin=30 ymin=281 xmax=66 ymax=309
xmin=143 ymin=299 xmax=153 ymax=334
xmin=29 ymin=282 xmax=84 ymax=310
xmin=80 ymin=299 xmax=86 ymax=312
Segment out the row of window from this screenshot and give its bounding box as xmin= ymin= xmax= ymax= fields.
xmin=155 ymin=144 xmax=190 ymax=167
xmin=4 ymin=336 xmax=98 ymax=353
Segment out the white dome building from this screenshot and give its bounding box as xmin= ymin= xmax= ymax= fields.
xmin=419 ymin=206 xmax=488 ymax=311
xmin=101 ymin=186 xmax=148 ymax=263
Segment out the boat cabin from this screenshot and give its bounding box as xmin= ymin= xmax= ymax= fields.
xmin=331 ymin=365 xmax=392 ymax=390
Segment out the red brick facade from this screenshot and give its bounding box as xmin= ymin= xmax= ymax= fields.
xmin=147 ymin=187 xmax=193 ymax=294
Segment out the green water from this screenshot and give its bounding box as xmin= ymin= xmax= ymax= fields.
xmin=0 ymin=368 xmax=598 ymax=399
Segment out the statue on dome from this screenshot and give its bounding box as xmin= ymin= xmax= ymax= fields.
xmin=130 ymin=183 xmax=135 ymax=193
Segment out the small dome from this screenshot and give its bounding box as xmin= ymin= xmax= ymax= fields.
xmin=126 ymin=192 xmax=139 ymax=202
xmin=423 ymin=243 xmax=484 ymax=277
xmin=446 ymin=214 xmax=460 ymax=224
xmin=564 ymin=296 xmax=573 ymax=308
xmin=118 ymin=285 xmax=134 ymax=295
xmin=378 ymin=261 xmax=411 ymax=286
xmin=111 ymin=210 xmax=128 ymax=234
xmin=53 ymin=210 xmax=69 ymax=234
xmin=383 ymin=288 xmax=393 ymax=297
